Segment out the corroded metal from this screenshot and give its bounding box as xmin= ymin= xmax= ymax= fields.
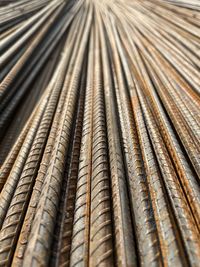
xmin=0 ymin=0 xmax=199 ymax=266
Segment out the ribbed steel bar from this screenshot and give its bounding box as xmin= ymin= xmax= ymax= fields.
xmin=0 ymin=0 xmax=199 ymax=266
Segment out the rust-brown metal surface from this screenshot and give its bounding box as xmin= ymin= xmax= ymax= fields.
xmin=0 ymin=0 xmax=199 ymax=266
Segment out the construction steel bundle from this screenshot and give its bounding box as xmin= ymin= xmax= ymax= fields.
xmin=0 ymin=0 xmax=200 ymax=266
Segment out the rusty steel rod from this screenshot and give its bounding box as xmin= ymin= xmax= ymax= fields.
xmin=0 ymin=0 xmax=199 ymax=266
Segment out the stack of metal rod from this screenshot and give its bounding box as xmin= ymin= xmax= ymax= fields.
xmin=0 ymin=0 xmax=199 ymax=266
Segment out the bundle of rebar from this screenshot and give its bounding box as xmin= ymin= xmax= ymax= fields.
xmin=0 ymin=0 xmax=200 ymax=266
